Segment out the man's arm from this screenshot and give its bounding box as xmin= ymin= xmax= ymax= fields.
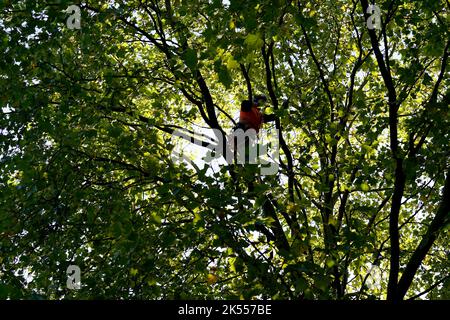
xmin=262 ymin=113 xmax=276 ymax=123
xmin=263 ymin=99 xmax=289 ymax=123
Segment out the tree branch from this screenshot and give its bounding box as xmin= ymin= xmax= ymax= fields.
xmin=396 ymin=169 xmax=450 ymax=300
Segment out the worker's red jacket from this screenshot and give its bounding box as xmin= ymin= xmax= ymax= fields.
xmin=239 ymin=104 xmax=263 ymax=133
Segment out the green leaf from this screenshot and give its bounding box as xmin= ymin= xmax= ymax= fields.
xmin=183 ymin=48 xmax=198 ymax=70
xmin=244 ymin=33 xmax=264 ymax=50
xmin=360 ymin=183 xmax=370 ymax=192
xmin=218 ymin=66 xmax=232 ymax=88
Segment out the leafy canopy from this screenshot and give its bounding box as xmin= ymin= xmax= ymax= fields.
xmin=0 ymin=0 xmax=449 ymax=300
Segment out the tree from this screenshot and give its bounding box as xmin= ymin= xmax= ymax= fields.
xmin=0 ymin=0 xmax=448 ymax=300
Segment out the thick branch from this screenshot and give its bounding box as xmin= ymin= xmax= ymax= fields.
xmin=396 ymin=169 xmax=450 ymax=300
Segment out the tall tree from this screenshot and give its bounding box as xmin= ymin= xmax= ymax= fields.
xmin=0 ymin=0 xmax=448 ymax=300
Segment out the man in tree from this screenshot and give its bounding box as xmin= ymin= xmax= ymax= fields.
xmin=234 ymin=94 xmax=276 ymax=133
xmin=230 ymin=94 xmax=277 ymax=168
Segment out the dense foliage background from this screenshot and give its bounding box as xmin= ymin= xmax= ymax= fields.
xmin=0 ymin=0 xmax=449 ymax=300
